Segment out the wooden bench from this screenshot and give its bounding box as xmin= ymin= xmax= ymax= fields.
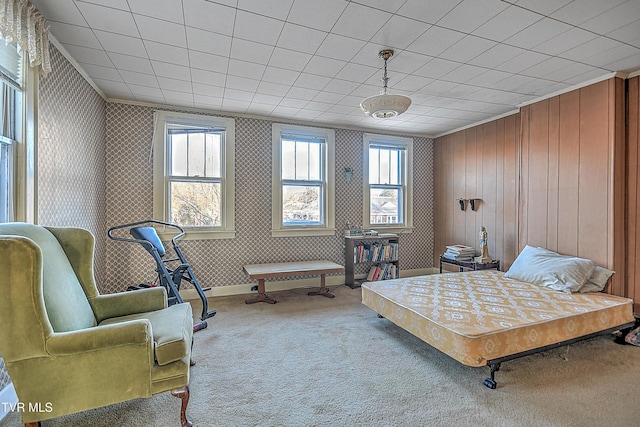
xmin=243 ymin=260 xmax=345 ymax=304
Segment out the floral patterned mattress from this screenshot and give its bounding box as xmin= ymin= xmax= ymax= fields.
xmin=361 ymin=270 xmax=634 ymax=367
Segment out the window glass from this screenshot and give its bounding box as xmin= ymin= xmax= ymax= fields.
xmin=272 ymin=124 xmax=335 ymax=237
xmin=153 ymin=112 xmax=235 ymax=239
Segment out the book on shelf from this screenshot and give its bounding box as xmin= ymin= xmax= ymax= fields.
xmin=353 ymin=242 xmax=399 ymax=263
xmin=365 ymin=263 xmax=398 ymax=282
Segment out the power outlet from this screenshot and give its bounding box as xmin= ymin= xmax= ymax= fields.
xmin=251 ymin=285 xmax=258 ymax=292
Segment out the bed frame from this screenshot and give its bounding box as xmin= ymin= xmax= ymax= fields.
xmin=362 ymin=270 xmax=635 ymax=389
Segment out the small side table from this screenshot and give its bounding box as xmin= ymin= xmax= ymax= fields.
xmin=439 ymin=255 xmax=500 ymax=273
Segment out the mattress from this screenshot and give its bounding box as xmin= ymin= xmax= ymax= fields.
xmin=361 ymin=270 xmax=634 ymax=367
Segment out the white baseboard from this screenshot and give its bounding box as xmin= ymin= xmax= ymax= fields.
xmin=0 ymin=382 xmax=18 ymax=421
xmin=178 ymin=267 xmax=439 ymax=300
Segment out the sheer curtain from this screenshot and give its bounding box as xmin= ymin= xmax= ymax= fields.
xmin=0 ymin=0 xmax=50 ymax=75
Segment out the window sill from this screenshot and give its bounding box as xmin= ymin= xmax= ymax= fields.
xmin=157 ymin=229 xmax=236 ymax=241
xmin=271 ymin=228 xmax=336 ymax=238
xmin=366 ymin=226 xmax=414 ymax=235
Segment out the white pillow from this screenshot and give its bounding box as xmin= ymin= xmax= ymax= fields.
xmin=578 ymin=266 xmax=615 ymax=293
xmin=504 ymin=245 xmax=596 ymax=293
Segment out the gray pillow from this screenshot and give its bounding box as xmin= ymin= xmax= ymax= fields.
xmin=504 ymin=245 xmax=596 ymax=293
xmin=578 ymin=266 xmax=615 ymax=293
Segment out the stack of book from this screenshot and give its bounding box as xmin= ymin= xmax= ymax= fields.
xmin=443 ymin=244 xmax=475 ymax=261
xmin=366 ymin=263 xmax=398 ymax=282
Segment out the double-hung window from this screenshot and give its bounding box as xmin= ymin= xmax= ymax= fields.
xmin=272 ymin=123 xmax=335 ymax=237
xmin=0 ymin=40 xmax=34 ymax=224
xmin=363 ymin=134 xmax=413 ymax=232
xmin=153 ymin=111 xmax=235 ymax=239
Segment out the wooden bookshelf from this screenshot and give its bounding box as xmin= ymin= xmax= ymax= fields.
xmin=344 ymin=234 xmax=399 ymax=288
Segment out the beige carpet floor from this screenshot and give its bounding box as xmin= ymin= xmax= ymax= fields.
xmin=3 ymin=284 xmax=640 ymax=427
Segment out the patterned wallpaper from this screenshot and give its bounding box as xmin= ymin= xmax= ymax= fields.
xmin=105 ymin=102 xmax=434 ymax=293
xmin=37 ymin=45 xmax=107 ymax=282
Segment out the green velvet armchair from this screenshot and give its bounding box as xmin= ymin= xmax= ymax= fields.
xmin=0 ymin=223 xmax=194 ymax=426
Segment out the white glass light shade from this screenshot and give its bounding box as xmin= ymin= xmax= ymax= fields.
xmin=360 ymin=93 xmax=412 ymax=119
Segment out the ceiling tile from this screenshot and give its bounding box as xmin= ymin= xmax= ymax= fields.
xmin=31 ymin=0 xmax=88 ymax=26
xmin=407 ymin=26 xmax=466 ymax=57
xmin=224 ymin=88 xmax=254 ymax=102
xmin=128 ymin=85 xmax=163 ymax=97
xmin=192 ymin=83 xmax=225 ymax=97
xmin=286 ymin=0 xmax=347 ymax=32
xmin=134 ymin=15 xmax=187 ymax=47
xmin=606 ymin=18 xmax=640 ymax=47
xmin=191 ymin=69 xmax=227 ymax=87
xmin=332 ymin=3 xmax=392 ymax=41
xmin=93 ymin=30 xmax=146 ymax=57
xmin=227 ymin=59 xmax=266 ymax=80
xmin=256 ymin=81 xmax=290 ymax=96
xmin=513 ymin=0 xmax=573 ymax=16
xmin=468 ymin=44 xmax=525 ymax=68
xmin=533 ymin=27 xmax=599 ymax=56
xmin=65 ymin=45 xmax=113 ymax=67
xmin=439 ymin=35 xmax=497 ymax=63
xmin=107 ymin=52 xmax=154 ymax=74
xmin=230 ymin=39 xmax=274 ymax=64
xmin=504 ymin=17 xmax=573 ymax=50
xmin=437 ymin=0 xmax=509 ymax=33
xmin=303 ymin=56 xmax=346 ymax=78
xmin=234 ymin=10 xmax=284 ymax=46
xmin=268 ymin=48 xmax=312 ymax=72
xmin=81 ymin=63 xmax=122 ymax=82
xmin=157 ymin=77 xmax=192 ymax=92
xmin=252 ymin=93 xmax=283 ymax=105
xmin=393 ymin=75 xmax=433 ymax=92
xmin=48 ymin=22 xmax=101 ymax=49
xmin=497 ymin=50 xmax=551 ymax=74
xmin=559 ymin=36 xmax=621 ymax=63
xmin=443 ymin=64 xmax=488 ymax=84
xmin=237 ymin=0 xmax=294 ymax=20
xmin=287 ymin=87 xmax=320 ymax=101
xmin=225 ymin=75 xmax=260 ymax=92
xmin=119 ymin=70 xmax=159 ymax=87
xmin=521 ymin=56 xmax=575 ymax=79
xmin=128 ymin=0 xmax=184 ymax=24
xmin=369 ymin=15 xmax=430 ymax=50
xmin=396 ymin=0 xmax=461 ymax=25
xmin=262 ymin=66 xmax=300 ymax=85
xmin=550 ymin=0 xmax=628 ymax=26
xmin=324 ymin=79 xmax=359 ymax=95
xmin=144 ymin=40 xmax=190 ymax=64
xmin=414 ymin=58 xmax=461 ymax=79
xmin=335 ymin=63 xmax=378 ymax=83
xmin=316 ymin=34 xmax=366 ymax=62
xmin=184 ymin=0 xmax=236 ymax=35
xmin=189 ymin=51 xmax=229 ymax=74
xmin=580 ymin=1 xmax=640 ymax=35
xmin=294 ymin=73 xmax=331 ymax=90
xmin=186 ymin=27 xmax=232 ymax=57
xmin=75 ymin=2 xmax=139 ymax=37
xmin=472 ymin=5 xmax=542 ymax=42
xmin=276 ymin=23 xmax=327 ymax=54
xmin=152 ymin=62 xmax=191 ymax=80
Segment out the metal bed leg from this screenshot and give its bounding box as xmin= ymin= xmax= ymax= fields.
xmin=484 ymin=362 xmax=500 ymax=389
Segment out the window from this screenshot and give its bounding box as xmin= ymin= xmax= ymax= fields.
xmin=153 ymin=111 xmax=235 ymax=239
xmin=363 ymin=134 xmax=413 ymax=233
xmin=0 ymin=40 xmax=34 ymax=223
xmin=272 ymin=123 xmax=335 ymax=237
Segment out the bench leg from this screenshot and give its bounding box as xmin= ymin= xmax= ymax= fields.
xmin=245 ymin=279 xmax=277 ymax=304
xmin=308 ymin=274 xmax=335 ymax=298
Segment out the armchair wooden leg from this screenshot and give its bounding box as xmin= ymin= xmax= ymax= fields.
xmin=190 ymin=337 xmax=196 ymax=366
xmin=171 ymin=385 xmax=193 ymax=427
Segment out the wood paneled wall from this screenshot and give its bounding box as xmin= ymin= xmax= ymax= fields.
xmin=628 ymin=76 xmax=640 ymax=310
xmin=435 ymin=78 xmax=628 ymax=301
xmin=434 ymin=115 xmax=520 ymax=270
xmin=519 ymin=78 xmax=626 ymax=296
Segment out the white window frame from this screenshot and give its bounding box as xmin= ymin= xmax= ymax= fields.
xmin=272 ymin=123 xmax=335 ymax=237
xmin=362 ymin=133 xmax=413 ymax=234
xmin=152 ymin=111 xmax=235 ymax=240
xmin=0 ymin=42 xmax=36 ymax=224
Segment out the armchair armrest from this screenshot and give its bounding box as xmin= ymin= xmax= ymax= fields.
xmin=91 ymin=287 xmax=167 ymax=323
xmin=46 ymin=319 xmax=151 ymax=356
